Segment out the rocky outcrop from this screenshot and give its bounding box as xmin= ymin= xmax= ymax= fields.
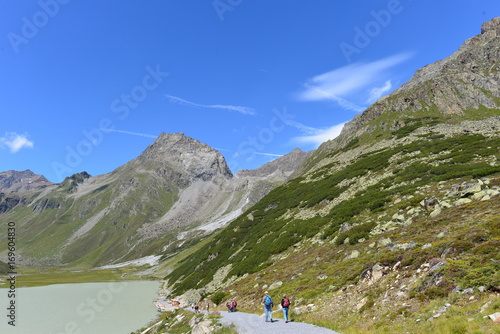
xmin=0 ymin=193 xmax=24 ymax=213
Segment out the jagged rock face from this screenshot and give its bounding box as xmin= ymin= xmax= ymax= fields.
xmin=339 ymin=17 xmax=500 ymax=141
xmin=0 ymin=170 xmax=52 ymax=193
xmin=138 ymin=132 xmax=233 ymax=185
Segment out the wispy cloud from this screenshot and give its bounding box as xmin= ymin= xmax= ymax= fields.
xmin=367 ymin=80 xmax=392 ymax=104
xmin=166 ymin=94 xmax=256 ymax=116
xmin=291 ymin=123 xmax=345 ymax=148
xmin=297 ymin=53 xmax=412 ymax=111
xmin=0 ymin=132 xmax=34 ymax=153
xmin=103 ymin=129 xmax=158 ymax=139
xmin=254 ymin=152 xmax=283 ymax=157
xmin=301 ymin=83 xmax=365 ymax=113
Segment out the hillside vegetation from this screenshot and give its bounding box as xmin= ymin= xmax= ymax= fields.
xmin=164 ymin=17 xmax=500 ymax=334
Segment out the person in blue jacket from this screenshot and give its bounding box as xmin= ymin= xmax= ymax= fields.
xmin=262 ymin=291 xmax=274 ymax=322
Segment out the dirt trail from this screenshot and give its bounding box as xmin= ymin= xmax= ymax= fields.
xmin=219 ymin=311 xmax=341 ymax=334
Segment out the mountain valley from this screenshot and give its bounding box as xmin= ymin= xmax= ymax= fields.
xmin=1 ymin=17 xmax=500 ymax=334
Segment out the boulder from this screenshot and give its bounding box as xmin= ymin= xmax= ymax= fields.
xmin=421 ymin=197 xmax=440 ymax=211
xmin=345 ymin=250 xmax=360 ymax=260
xmin=488 ymin=312 xmax=500 ymax=323
xmin=268 ymin=280 xmax=283 ymax=290
xmin=460 ymin=182 xmax=482 ymax=197
xmin=455 ymin=198 xmax=472 ymax=206
xmin=430 ymin=207 xmax=442 ymax=217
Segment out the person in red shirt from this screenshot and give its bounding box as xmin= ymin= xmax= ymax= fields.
xmin=281 ymin=294 xmax=291 ymax=323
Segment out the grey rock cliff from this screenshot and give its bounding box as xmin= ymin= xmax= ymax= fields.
xmin=137 ymin=132 xmax=233 ymax=186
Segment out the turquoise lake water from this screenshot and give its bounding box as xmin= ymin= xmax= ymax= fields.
xmin=1 ymin=281 xmax=160 ymax=334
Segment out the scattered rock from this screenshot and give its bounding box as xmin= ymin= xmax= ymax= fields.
xmin=481 ymin=301 xmax=492 ymax=313
xmin=436 ymin=231 xmax=449 ymax=238
xmin=455 ymin=198 xmax=472 ymax=205
xmin=430 ymin=207 xmax=442 ymax=217
xmin=339 ymin=222 xmax=352 ymax=233
xmin=356 ymin=297 xmax=368 ymax=311
xmin=429 ymin=261 xmax=447 ymax=275
xmin=462 ymin=288 xmax=474 ymax=294
xmin=421 ymin=197 xmax=439 ymax=211
xmin=345 ymin=250 xmax=360 ymax=260
xmin=460 ymin=182 xmax=482 ymax=197
xmin=378 ymin=238 xmax=392 ymax=247
xmin=268 ymin=280 xmax=283 ymax=290
xmin=488 ymin=312 xmax=500 ymax=323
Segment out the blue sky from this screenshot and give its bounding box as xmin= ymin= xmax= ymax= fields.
xmin=1 ymin=0 xmax=499 ymax=182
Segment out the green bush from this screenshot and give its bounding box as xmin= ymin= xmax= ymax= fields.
xmin=211 ymin=291 xmax=228 ymax=306
xmin=335 ymin=221 xmax=376 ymax=246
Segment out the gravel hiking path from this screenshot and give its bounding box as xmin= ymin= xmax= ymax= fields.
xmin=219 ymin=311 xmax=341 ymax=334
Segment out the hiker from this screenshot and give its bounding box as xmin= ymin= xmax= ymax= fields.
xmin=194 ymin=303 xmax=199 ymax=313
xmin=227 ymin=301 xmax=232 ymax=312
xmin=231 ymin=300 xmax=237 ymax=312
xmin=281 ymin=294 xmax=291 ymax=323
xmin=206 ymin=301 xmax=210 ymax=314
xmin=262 ymin=291 xmax=274 ymax=322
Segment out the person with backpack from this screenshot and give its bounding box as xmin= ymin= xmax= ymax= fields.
xmin=231 ymin=300 xmax=237 ymax=312
xmin=281 ymin=294 xmax=291 ymax=323
xmin=262 ymin=291 xmax=274 ymax=322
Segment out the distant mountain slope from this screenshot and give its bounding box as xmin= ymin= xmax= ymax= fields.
xmin=0 ymin=170 xmax=52 ymax=193
xmin=0 ymin=133 xmax=306 ymax=268
xmin=164 ymin=19 xmax=500 ymax=329
xmin=235 ymin=148 xmax=311 ymax=180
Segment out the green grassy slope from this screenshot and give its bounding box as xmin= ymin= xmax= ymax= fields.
xmin=167 ymin=119 xmax=500 ymax=295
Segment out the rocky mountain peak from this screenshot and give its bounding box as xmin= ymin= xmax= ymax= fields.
xmin=138 ymin=132 xmax=233 ymax=183
xmin=480 ymin=16 xmax=500 ymax=38
xmin=0 ymin=169 xmax=52 ymax=193
xmin=334 ymin=17 xmax=500 ymax=146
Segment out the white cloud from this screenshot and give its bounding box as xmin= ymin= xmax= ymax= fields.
xmin=292 ymin=123 xmax=345 ymax=148
xmin=0 ymin=132 xmax=34 ymax=153
xmin=297 ymin=53 xmax=412 ymax=111
xmin=367 ymin=80 xmax=392 ymax=104
xmin=166 ymin=94 xmax=256 ymax=115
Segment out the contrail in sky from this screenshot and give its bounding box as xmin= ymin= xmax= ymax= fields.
xmin=103 ymin=129 xmax=158 ymax=139
xmin=166 ymin=94 xmax=256 ymax=115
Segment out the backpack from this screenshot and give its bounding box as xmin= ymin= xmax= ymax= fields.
xmin=264 ymin=295 xmax=272 ymax=306
xmin=283 ymin=298 xmax=290 ymax=307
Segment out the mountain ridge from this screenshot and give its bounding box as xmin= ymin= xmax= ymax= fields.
xmin=0 ymin=133 xmax=308 ymax=267
xmin=0 ymin=169 xmax=52 ymax=193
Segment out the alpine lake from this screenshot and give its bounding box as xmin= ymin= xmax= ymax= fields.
xmin=0 ymin=269 xmax=160 ymax=334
